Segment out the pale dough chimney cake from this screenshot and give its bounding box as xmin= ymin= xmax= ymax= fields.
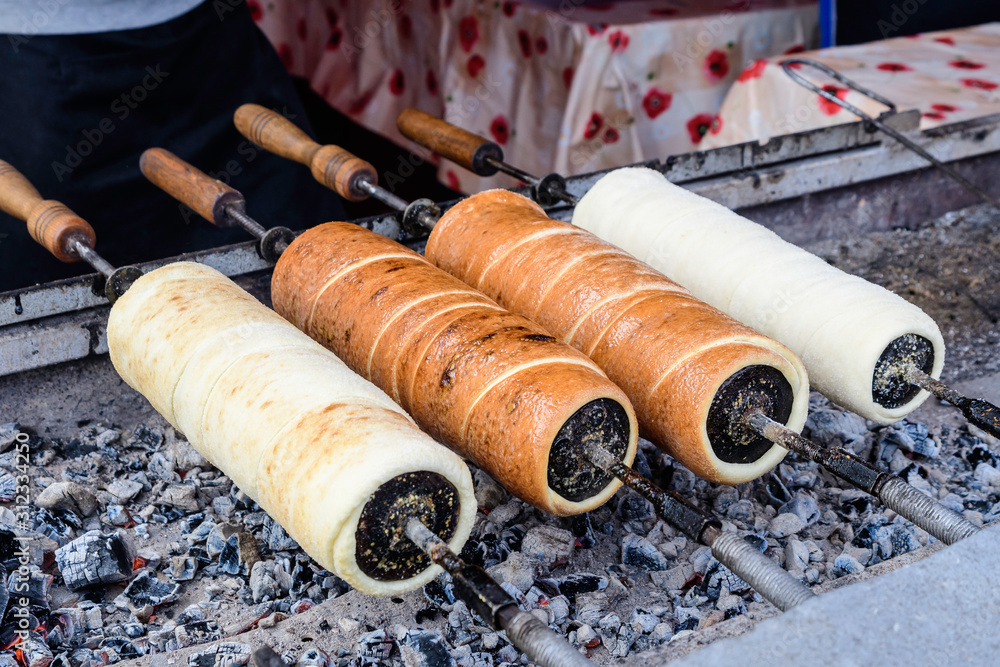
xmin=572 ymin=167 xmax=946 ymax=424
xmin=108 ymin=261 xmax=476 ymax=596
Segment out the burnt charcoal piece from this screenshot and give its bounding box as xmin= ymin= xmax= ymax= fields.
xmin=106 ymin=480 xmax=144 ymax=505
xmin=20 ymin=633 xmax=52 ymax=667
xmin=400 ymin=630 xmax=451 ymax=667
xmin=296 ymin=648 xmax=329 ymax=667
xmin=839 ymin=495 xmax=874 ymax=520
xmin=963 ymin=437 xmax=997 ymax=469
xmin=5 ymin=567 xmax=51 ymax=614
xmin=176 ymin=620 xmax=223 ymax=647
xmin=704 ymin=562 xmax=750 ymax=598
xmin=0 ymin=423 xmax=18 ymax=452
xmin=357 ymin=630 xmax=394 ymax=664
xmin=570 ymin=513 xmax=597 ymax=548
xmin=116 ymin=571 xmax=180 ymax=614
xmin=891 ymin=526 xmax=921 ymax=557
xmin=35 ymin=482 xmax=98 ymax=517
xmin=206 ymin=523 xmax=238 ymax=558
xmin=128 ymin=425 xmax=164 ymax=451
xmin=170 ymin=556 xmax=198 ymax=582
xmin=556 ymin=572 xmax=609 ymax=600
xmin=757 ymin=475 xmax=792 ymax=508
xmin=617 ymin=492 xmax=655 ymax=524
xmin=621 ymin=534 xmax=668 ymax=571
xmin=459 ymin=533 xmax=506 ymax=569
xmin=676 ymin=616 xmax=700 ymax=632
xmin=413 ymin=608 xmax=440 ymax=624
xmin=188 ymin=642 xmax=252 ymax=667
xmin=0 ymin=473 xmax=16 ymax=503
xmin=54 ymin=532 xmax=132 ymax=590
xmin=189 ymin=547 xmax=212 ymax=564
xmin=219 ymin=534 xmax=261 ymax=576
xmin=262 ymin=516 xmax=298 ymax=552
xmin=421 ymin=580 xmax=455 ymax=608
xmin=33 ymin=508 xmax=80 ymax=544
xmin=100 ymin=636 xmax=141 ymax=659
xmin=501 ymin=525 xmax=525 ymax=553
xmin=0 ymin=530 xmax=23 ymax=571
xmin=742 ymin=534 xmax=768 ymax=553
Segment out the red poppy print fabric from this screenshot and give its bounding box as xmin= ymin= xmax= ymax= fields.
xmin=248 ymin=0 xmax=820 ymax=193
xmin=704 ymin=23 xmax=1000 ymax=150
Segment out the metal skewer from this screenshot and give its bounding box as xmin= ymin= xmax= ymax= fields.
xmin=901 ymin=367 xmax=1000 ymax=440
xmin=405 ymin=519 xmax=593 ymax=667
xmin=781 ymin=58 xmax=1000 ymax=211
xmin=0 ymin=160 xmax=141 ymax=302
xmin=396 ymin=108 xmax=578 ymax=207
xmin=581 ymin=442 xmax=816 ymax=611
xmin=745 ymin=411 xmax=979 ymax=545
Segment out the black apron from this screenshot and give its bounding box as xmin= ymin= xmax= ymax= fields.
xmin=0 ymin=0 xmax=344 ymax=291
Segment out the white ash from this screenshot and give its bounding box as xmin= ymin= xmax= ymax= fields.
xmin=1 ymin=378 xmax=996 ymax=667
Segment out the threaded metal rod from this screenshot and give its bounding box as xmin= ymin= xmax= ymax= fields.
xmin=876 ymin=476 xmax=980 ymax=545
xmin=404 ymin=519 xmax=592 ymax=667
xmin=703 ymin=527 xmax=815 ymax=611
xmin=582 ymin=441 xmax=814 ymax=611
xmin=499 ymin=605 xmax=592 ymax=667
xmin=224 ymin=204 xmax=269 ymax=240
xmin=748 ymin=412 xmax=979 ymax=545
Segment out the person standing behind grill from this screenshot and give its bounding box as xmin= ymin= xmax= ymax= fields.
xmin=0 ymin=0 xmax=345 ymax=291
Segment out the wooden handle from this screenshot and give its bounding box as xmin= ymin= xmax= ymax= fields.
xmin=140 ymin=148 xmax=244 ymax=227
xmin=396 ymin=108 xmax=502 ymax=176
xmin=0 ymin=159 xmax=44 ymax=222
xmin=309 ymin=144 xmax=377 ymax=202
xmin=0 ymin=160 xmax=94 ymax=262
xmin=234 ymin=103 xmax=321 ymax=166
xmin=235 ymin=103 xmax=377 ymax=201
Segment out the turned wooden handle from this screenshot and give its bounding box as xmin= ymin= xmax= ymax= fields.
xmin=0 ymin=159 xmax=94 ymax=262
xmin=0 ymin=159 xmax=44 ymax=222
xmin=235 ymin=103 xmax=376 ymax=201
xmin=309 ymin=144 xmax=377 ymax=202
xmin=140 ymin=148 xmax=244 ymax=227
xmin=397 ymin=108 xmax=502 ymax=176
xmin=235 ymin=103 xmax=321 ymax=166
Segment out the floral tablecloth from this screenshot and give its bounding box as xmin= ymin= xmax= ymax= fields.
xmin=251 ymin=0 xmax=818 ymax=192
xmin=703 ymin=23 xmax=1000 ymax=150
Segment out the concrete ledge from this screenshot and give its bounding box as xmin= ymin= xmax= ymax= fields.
xmin=665 ymin=522 xmax=999 ymax=666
